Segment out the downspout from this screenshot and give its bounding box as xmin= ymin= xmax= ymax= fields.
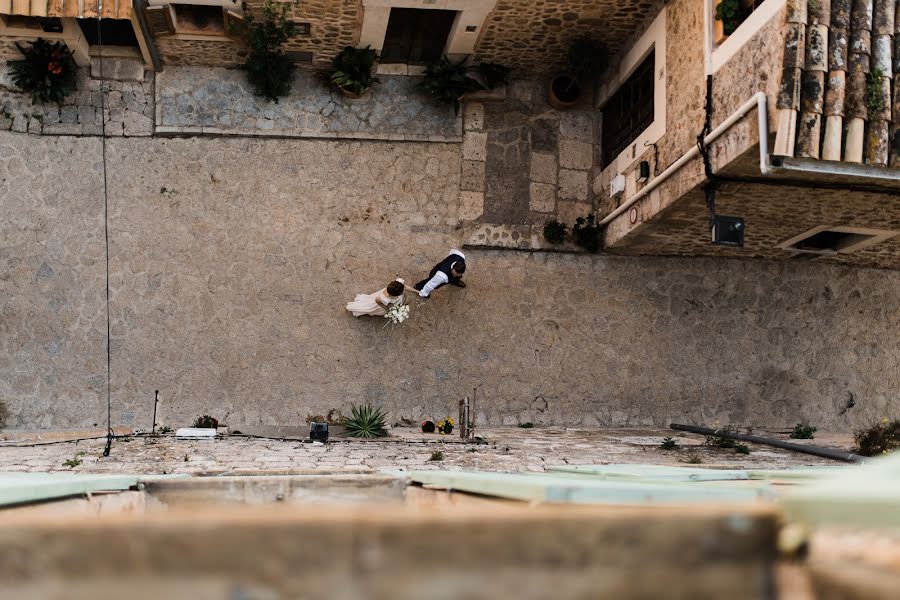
xmin=132 ymin=0 xmax=162 ymax=71
xmin=598 ymin=91 xmax=770 ymax=228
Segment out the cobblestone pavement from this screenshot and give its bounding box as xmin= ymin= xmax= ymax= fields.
xmin=156 ymin=67 xmax=461 ymax=141
xmin=0 ymin=427 xmax=850 ymax=476
xmin=0 ymin=66 xmax=154 ymax=136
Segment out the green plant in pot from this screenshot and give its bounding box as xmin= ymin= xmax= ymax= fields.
xmin=240 ymin=1 xmax=298 ymax=102
xmin=543 ymin=219 xmax=567 ymax=244
xmin=549 ymin=38 xmax=608 ymax=110
xmin=329 ymin=45 xmax=380 ymax=99
xmin=418 ymin=58 xmax=510 ymax=114
xmin=10 ymin=39 xmax=77 ymax=103
xmin=573 ymin=213 xmax=602 ymax=252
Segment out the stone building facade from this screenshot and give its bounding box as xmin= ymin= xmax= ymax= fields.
xmin=593 ymin=0 xmax=900 ymax=271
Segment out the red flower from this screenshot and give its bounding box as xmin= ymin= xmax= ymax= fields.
xmin=47 ymin=62 xmax=62 ymax=75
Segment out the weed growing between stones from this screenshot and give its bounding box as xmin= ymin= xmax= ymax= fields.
xmin=0 ymin=399 xmax=9 ymax=428
xmin=63 ymin=451 xmax=86 ymax=469
xmin=573 ymin=214 xmax=602 ymax=252
xmin=518 ymin=422 xmax=535 ymax=429
xmin=429 ymin=450 xmax=444 ymax=462
xmin=790 ymin=423 xmax=817 ymax=439
xmin=660 ymin=436 xmax=678 ymax=450
xmin=683 ymin=453 xmax=703 ymax=464
xmin=734 ymin=444 xmax=750 ymax=455
xmin=543 ymin=220 xmax=567 ymax=244
xmin=854 ymin=418 xmax=900 ymax=456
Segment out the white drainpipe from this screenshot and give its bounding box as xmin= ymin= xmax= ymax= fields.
xmin=599 ymin=91 xmax=771 ymax=227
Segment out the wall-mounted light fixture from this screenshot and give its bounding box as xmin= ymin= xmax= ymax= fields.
xmin=637 ymin=160 xmax=650 ymax=183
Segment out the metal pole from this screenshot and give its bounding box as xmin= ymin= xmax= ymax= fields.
xmin=670 ymin=423 xmax=865 ymax=463
xmin=152 ymin=390 xmax=159 ymax=434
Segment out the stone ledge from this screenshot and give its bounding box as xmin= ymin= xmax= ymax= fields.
xmin=152 ymin=126 xmax=462 ymax=143
xmin=463 ymin=223 xmax=587 ymax=253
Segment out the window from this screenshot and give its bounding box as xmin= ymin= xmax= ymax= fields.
xmin=172 ymin=4 xmax=226 ymax=36
xmin=777 ymin=226 xmax=900 ymax=255
xmin=78 ymin=18 xmax=140 ymax=47
xmin=714 ymin=0 xmax=767 ymax=44
xmin=601 ymin=50 xmax=655 ymax=169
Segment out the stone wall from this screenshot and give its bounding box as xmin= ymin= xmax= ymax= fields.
xmin=474 ymin=0 xmax=664 ymax=77
xmin=2 ymin=131 xmax=899 ymax=433
xmin=154 ymin=37 xmax=247 ymax=68
xmin=151 ymin=0 xmax=662 ymax=75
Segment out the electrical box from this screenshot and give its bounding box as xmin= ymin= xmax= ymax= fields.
xmin=711 ymin=216 xmax=745 ymax=247
xmin=309 ymin=422 xmax=329 ymax=442
xmin=610 ymin=174 xmax=626 ymax=198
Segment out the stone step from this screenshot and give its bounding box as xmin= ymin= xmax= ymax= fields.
xmin=90 ymin=57 xmax=145 ymax=82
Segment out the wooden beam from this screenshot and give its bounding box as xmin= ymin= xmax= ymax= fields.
xmin=101 ymin=0 xmax=116 ymax=19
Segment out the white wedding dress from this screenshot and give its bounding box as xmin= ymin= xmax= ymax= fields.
xmin=346 ymin=280 xmax=404 ymax=317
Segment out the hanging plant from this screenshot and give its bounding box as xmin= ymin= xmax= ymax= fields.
xmin=9 ymin=39 xmax=77 ymax=104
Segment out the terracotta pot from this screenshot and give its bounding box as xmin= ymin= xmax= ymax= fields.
xmin=338 ymin=84 xmax=369 ymax=100
xmin=548 ymin=74 xmax=580 ymax=110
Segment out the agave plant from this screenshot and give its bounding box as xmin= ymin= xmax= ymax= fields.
xmin=10 ymin=39 xmax=77 ymax=103
xmin=344 ymin=403 xmax=388 ymax=438
xmin=329 ymin=46 xmax=380 ymax=98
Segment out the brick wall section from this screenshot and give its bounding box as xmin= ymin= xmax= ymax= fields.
xmin=474 ymin=0 xmax=664 ymax=77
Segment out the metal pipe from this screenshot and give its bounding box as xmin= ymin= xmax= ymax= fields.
xmin=670 ymin=423 xmax=865 ymax=463
xmin=600 ymin=92 xmax=770 ymax=227
xmin=151 ymin=390 xmax=159 ymax=434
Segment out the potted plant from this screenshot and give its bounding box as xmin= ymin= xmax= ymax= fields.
xmin=543 ymin=219 xmax=567 ymax=244
xmin=549 ymin=38 xmax=608 ymax=110
xmin=437 ymin=417 xmax=455 ymax=435
xmin=418 ymin=57 xmax=510 ymax=114
xmin=239 ymin=1 xmax=299 ymax=102
xmin=329 ymin=45 xmax=380 ymax=99
xmin=9 ymin=39 xmax=76 ymax=103
xmin=573 ymin=214 xmax=602 ymax=252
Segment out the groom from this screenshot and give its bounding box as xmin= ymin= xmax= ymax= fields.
xmin=415 ymin=249 xmax=467 ymax=298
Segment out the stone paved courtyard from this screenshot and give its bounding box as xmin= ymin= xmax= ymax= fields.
xmin=0 ymin=427 xmax=849 ymax=476
xmin=155 ymin=67 xmax=462 ymax=141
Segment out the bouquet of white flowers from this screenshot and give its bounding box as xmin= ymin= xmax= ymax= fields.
xmin=384 ymin=302 xmax=410 ymax=327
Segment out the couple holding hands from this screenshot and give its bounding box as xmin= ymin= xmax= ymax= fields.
xmin=345 ymin=249 xmax=467 ymax=318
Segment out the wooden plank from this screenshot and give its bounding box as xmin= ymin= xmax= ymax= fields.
xmin=0 ymin=0 xmax=14 ymax=16
xmin=0 ymin=502 xmax=779 ymax=599
xmin=64 ymin=0 xmax=79 ymax=17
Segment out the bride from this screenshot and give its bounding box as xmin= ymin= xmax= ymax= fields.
xmin=346 ymin=278 xmax=417 ymax=317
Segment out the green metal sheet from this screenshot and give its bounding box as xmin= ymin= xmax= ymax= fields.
xmin=779 ymin=452 xmax=900 ymax=529
xmin=546 ymin=464 xmax=752 ymax=482
xmin=407 ymin=470 xmax=773 ymax=504
xmin=0 ymin=473 xmax=141 ymax=507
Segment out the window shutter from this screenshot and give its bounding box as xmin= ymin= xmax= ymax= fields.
xmin=224 ymin=10 xmax=245 ymax=39
xmin=144 ymin=5 xmax=175 ymax=36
